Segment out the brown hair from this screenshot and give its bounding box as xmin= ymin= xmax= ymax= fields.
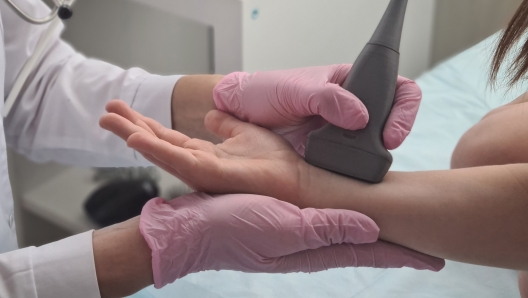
xmin=491 ymin=0 xmax=528 ymax=87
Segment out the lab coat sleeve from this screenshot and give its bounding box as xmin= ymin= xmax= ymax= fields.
xmin=0 ymin=231 xmax=101 ymax=298
xmin=1 ymin=0 xmax=182 ymax=167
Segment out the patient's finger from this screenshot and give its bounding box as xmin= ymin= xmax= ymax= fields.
xmin=106 ymin=100 xmax=157 ymax=135
xmin=271 ymin=241 xmax=444 ymax=274
xmin=106 ymin=100 xmax=142 ymax=122
xmin=135 ymin=118 xmax=156 ymax=136
xmin=100 ymin=113 xmax=151 ymax=140
xmin=106 ymin=100 xmax=158 ymax=135
xmin=205 ymin=110 xmax=261 ymax=139
xmin=128 ymin=132 xmax=200 ymax=175
xmin=140 ymin=151 xmax=184 ymax=181
xmin=106 ymin=100 xmax=191 ymax=146
xmin=141 ymin=117 xmax=191 ymax=147
xmin=140 ymin=152 xmax=198 ymax=192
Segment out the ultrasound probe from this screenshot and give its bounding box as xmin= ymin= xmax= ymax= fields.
xmin=305 ymin=0 xmax=408 ymax=183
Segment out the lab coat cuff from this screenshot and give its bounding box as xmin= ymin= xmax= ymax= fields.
xmin=32 ymin=230 xmax=101 ymax=298
xmin=131 ymin=74 xmax=183 ymax=130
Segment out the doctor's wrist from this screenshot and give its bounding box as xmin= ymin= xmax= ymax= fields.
xmin=93 ymin=217 xmax=154 ymax=298
xmin=171 ymin=75 xmax=224 ymax=141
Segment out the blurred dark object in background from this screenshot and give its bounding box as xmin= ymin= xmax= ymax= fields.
xmin=84 ymin=167 xmax=160 ymax=227
xmin=84 ymin=178 xmax=159 ymax=227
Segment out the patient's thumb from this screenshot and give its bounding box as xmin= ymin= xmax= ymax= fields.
xmin=204 ymin=110 xmax=255 ymax=139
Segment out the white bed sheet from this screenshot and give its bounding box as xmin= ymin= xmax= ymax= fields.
xmin=131 ymin=34 xmax=525 ymax=298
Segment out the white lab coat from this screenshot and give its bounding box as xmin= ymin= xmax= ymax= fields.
xmin=0 ymin=1 xmax=181 ymax=297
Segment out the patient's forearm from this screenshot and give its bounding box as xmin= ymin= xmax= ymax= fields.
xmin=171 ymin=75 xmax=224 ymax=142
xmin=301 ymin=164 xmax=528 ymax=270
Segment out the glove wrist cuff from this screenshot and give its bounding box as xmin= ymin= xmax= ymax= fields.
xmin=140 ymin=198 xmax=201 ymax=288
xmin=212 ymin=71 xmax=252 ymax=118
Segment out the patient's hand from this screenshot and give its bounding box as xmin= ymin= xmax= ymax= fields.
xmin=101 ymin=100 xmax=308 ymax=204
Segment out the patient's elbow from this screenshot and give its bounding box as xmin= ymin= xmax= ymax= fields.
xmin=451 ymin=122 xmax=504 ymax=169
xmin=454 ymin=101 xmax=528 ymax=169
xmin=451 ymin=115 xmax=528 ymax=169
xmin=451 ymin=140 xmax=486 ymax=169
xmin=451 ymin=126 xmax=485 ymax=169
xmin=450 ymin=145 xmax=468 ymax=169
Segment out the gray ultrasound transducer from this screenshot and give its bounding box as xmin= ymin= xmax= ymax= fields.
xmin=305 ymin=0 xmax=409 ymax=183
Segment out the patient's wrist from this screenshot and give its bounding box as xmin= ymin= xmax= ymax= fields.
xmin=299 ymin=162 xmax=395 ymax=211
xmin=299 ymin=162 xmax=357 ymax=209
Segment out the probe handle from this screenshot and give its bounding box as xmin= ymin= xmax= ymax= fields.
xmin=305 ymin=0 xmax=407 ymax=183
xmin=305 ymin=46 xmax=398 ymax=183
xmin=342 ymin=44 xmax=399 ymax=155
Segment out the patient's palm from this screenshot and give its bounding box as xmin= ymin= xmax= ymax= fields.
xmin=100 ymin=101 xmax=306 ymax=204
xmin=168 ymin=115 xmax=305 ymax=201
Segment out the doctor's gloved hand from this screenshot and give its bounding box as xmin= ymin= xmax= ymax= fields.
xmin=141 ymin=193 xmax=444 ymax=288
xmin=213 ymin=65 xmax=422 ymax=153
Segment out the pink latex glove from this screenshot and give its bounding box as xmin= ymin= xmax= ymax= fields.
xmin=213 ymin=64 xmax=421 ymax=154
xmin=141 ymin=193 xmax=445 ymax=288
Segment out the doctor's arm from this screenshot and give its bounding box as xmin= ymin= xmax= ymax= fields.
xmin=92 ymin=193 xmax=442 ymax=297
xmin=1 ymin=0 xmax=206 ymax=167
xmin=1 ymin=193 xmax=442 ymax=298
xmin=3 ymin=0 xmax=421 ymax=166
